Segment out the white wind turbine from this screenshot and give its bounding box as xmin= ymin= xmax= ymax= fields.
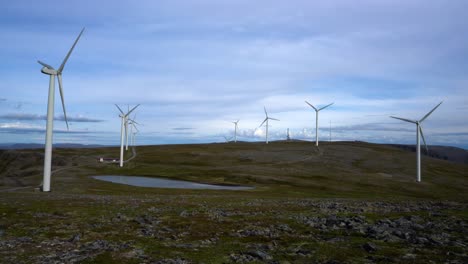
xmin=125 ymin=106 xmax=130 ymax=151
xmin=115 ymin=104 xmax=140 ymax=167
xmin=305 ymin=101 xmax=334 ymax=147
xmin=128 ymin=115 xmax=140 ymax=147
xmin=390 ymin=101 xmax=443 ymax=182
xmin=232 ymin=120 xmax=239 ymax=143
xmin=38 ymin=28 xmax=85 ymax=192
xmin=130 ymin=120 xmax=139 ymax=146
xmin=259 ymin=107 xmax=279 ymax=144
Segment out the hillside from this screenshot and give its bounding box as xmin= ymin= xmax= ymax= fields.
xmin=2 ymin=141 xmax=466 ymax=199
xmin=0 ymin=141 xmax=467 ymax=263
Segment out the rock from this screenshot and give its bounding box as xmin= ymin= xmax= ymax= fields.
xmin=363 ymin=242 xmax=378 ymax=252
xmin=247 ymin=250 xmax=272 ymax=260
xmin=155 ymin=258 xmax=191 ymax=264
xmin=69 ymin=233 xmax=81 ymax=243
xmin=402 ymin=253 xmax=416 ymax=260
xmin=180 ymin=210 xmax=189 ymax=217
xmin=414 ymin=237 xmax=429 ymax=245
xmin=17 ymin=236 xmax=33 ymax=243
xmin=229 ymin=253 xmax=255 ymax=263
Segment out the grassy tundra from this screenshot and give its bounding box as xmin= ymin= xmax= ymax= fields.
xmin=0 ymin=141 xmax=467 ymax=263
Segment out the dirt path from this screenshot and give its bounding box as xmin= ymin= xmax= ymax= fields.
xmin=124 ymin=146 xmax=137 ymax=163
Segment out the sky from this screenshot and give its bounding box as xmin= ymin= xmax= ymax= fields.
xmin=0 ymin=0 xmax=467 ymax=148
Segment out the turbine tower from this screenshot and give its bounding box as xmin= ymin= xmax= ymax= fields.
xmin=305 ymin=101 xmax=334 ymax=146
xmin=38 ymin=28 xmax=85 ymax=192
xmin=259 ymin=107 xmax=279 ymax=144
xmin=115 ymin=104 xmax=140 ymax=167
xmin=390 ymin=101 xmax=443 ymax=182
xmin=232 ymin=120 xmax=239 ymax=143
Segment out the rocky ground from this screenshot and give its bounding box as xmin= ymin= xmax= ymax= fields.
xmin=0 ymin=193 xmax=466 ymax=263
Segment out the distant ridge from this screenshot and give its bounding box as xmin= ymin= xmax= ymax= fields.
xmin=387 ymin=144 xmax=468 ymax=165
xmin=0 ymin=143 xmax=110 ymax=149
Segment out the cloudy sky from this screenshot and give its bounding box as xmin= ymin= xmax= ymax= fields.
xmin=1 ymin=0 xmax=467 ymax=148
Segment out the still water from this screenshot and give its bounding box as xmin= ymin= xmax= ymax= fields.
xmin=92 ymin=175 xmax=253 ymax=190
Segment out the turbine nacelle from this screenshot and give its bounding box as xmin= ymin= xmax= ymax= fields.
xmin=38 ymin=61 xmax=57 ymax=75
xmin=40 ymin=67 xmax=57 ymax=75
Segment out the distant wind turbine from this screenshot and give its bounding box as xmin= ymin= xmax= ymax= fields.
xmin=223 ymin=135 xmax=233 ymax=143
xmin=130 ymin=119 xmax=139 ymax=146
xmin=305 ymin=101 xmax=334 ymax=147
xmin=128 ymin=114 xmax=140 ymax=147
xmin=259 ymin=107 xmax=279 ymax=144
xmin=232 ymin=120 xmax=239 ymax=143
xmin=390 ymin=101 xmax=443 ymax=182
xmin=38 ymin=28 xmax=85 ymax=192
xmin=116 ymin=104 xmax=140 ymax=167
xmin=125 ymin=105 xmax=130 ymax=151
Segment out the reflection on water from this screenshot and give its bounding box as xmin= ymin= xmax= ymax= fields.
xmin=92 ymin=175 xmax=254 ymax=190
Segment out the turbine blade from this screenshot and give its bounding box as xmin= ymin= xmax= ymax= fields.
xmin=319 ymin=102 xmax=334 ymax=111
xmin=37 ymin=60 xmax=54 ymax=70
xmin=305 ymin=101 xmax=318 ymax=111
xmin=130 ymin=119 xmax=140 ymax=125
xmin=259 ymin=118 xmax=267 ymax=127
xmin=269 ymin=117 xmax=280 ymax=121
xmin=420 ymin=101 xmax=443 ymax=122
xmin=126 ymin=104 xmax=140 ymax=116
xmin=264 ymin=106 xmax=268 ymax=117
xmin=58 ymin=28 xmax=85 ymax=73
xmin=57 ymin=74 xmax=69 ymax=130
xmin=390 ymin=116 xmax=417 ymax=124
xmin=419 ymin=125 xmax=429 ymax=153
xmin=115 ymin=104 xmax=125 ymax=115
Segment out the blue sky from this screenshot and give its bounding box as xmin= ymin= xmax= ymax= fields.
xmin=1 ymin=0 xmax=467 ymax=148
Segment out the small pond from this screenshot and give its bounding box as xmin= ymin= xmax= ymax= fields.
xmin=92 ymin=175 xmax=254 ymax=190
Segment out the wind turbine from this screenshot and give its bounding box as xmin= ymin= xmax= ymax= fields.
xmin=232 ymin=120 xmax=239 ymax=143
xmin=390 ymin=101 xmax=443 ymax=182
xmin=125 ymin=105 xmax=130 ymax=151
xmin=223 ymin=136 xmax=233 ymax=143
xmin=128 ymin=115 xmax=140 ymax=147
xmin=305 ymin=101 xmax=334 ymax=147
xmin=38 ymin=28 xmax=85 ymax=192
xmin=259 ymin=107 xmax=279 ymax=144
xmin=130 ymin=121 xmax=139 ymax=146
xmin=115 ymin=104 xmax=140 ymax=167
